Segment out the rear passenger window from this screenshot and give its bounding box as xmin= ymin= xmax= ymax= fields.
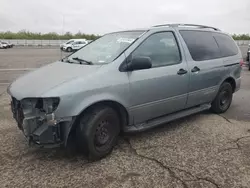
xmin=180 ymin=30 xmax=220 ymax=61
xmin=214 ymin=33 xmax=238 ymax=57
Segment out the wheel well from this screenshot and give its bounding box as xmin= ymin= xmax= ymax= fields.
xmin=68 ymin=101 xmax=129 ymax=140
xmin=87 ymin=101 xmax=129 ymax=128
xmin=224 ymin=77 xmax=236 ymax=93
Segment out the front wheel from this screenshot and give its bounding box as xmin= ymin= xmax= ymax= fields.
xmin=66 ymin=47 xmax=72 ymax=52
xmin=76 ymin=106 xmax=120 ymax=161
xmin=211 ymin=82 xmax=233 ymax=114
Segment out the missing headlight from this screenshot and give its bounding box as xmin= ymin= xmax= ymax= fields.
xmin=21 ymin=97 xmax=60 ymax=114
xmin=42 ymin=97 xmax=60 ymax=114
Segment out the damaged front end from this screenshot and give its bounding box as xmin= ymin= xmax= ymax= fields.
xmin=10 ymin=97 xmax=73 ymax=148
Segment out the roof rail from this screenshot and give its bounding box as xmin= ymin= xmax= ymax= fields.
xmin=152 ymin=24 xmax=221 ymax=31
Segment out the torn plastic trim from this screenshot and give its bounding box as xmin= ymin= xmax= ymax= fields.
xmin=23 ymin=115 xmax=74 ymax=147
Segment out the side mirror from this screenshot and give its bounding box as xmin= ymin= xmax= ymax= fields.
xmin=127 ymin=56 xmax=152 ymax=71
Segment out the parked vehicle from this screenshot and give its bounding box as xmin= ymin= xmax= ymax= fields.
xmin=60 ymin=39 xmax=88 ymax=52
xmin=60 ymin=39 xmax=75 ymax=50
xmin=0 ymin=42 xmax=8 ymax=49
xmin=62 ymin=39 xmax=88 ymax=52
xmin=1 ymin=41 xmax=14 ymax=48
xmin=7 ymin=24 xmax=242 ymax=160
xmin=247 ymin=44 xmax=250 ymax=70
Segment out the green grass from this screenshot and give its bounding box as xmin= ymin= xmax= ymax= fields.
xmin=0 ymin=30 xmax=100 ymax=40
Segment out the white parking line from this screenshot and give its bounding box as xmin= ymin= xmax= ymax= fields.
xmin=0 ymin=68 xmax=36 ymax=71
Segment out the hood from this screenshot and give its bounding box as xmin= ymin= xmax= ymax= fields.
xmin=8 ymin=61 xmax=101 ymax=100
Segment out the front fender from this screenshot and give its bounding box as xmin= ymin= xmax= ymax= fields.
xmin=61 ymin=93 xmax=130 ymax=147
xmin=72 ymin=93 xmax=129 ymax=116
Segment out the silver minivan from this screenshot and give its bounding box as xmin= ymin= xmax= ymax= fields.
xmin=7 ymin=24 xmax=242 ymax=160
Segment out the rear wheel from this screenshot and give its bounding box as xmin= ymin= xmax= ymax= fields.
xmin=211 ymin=82 xmax=233 ymax=114
xmin=76 ymin=106 xmax=120 ymax=161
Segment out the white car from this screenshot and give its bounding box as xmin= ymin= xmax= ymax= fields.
xmin=60 ymin=39 xmax=75 ymax=50
xmin=0 ymin=42 xmax=8 ymax=49
xmin=1 ymin=41 xmax=14 ymax=48
xmin=61 ymin=39 xmax=88 ymax=52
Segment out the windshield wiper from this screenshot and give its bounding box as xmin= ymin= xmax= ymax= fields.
xmin=72 ymin=57 xmax=93 ymax=65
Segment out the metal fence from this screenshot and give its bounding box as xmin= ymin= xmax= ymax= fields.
xmin=0 ymin=39 xmax=68 ymax=46
xmin=235 ymin=40 xmax=250 ymax=46
xmin=0 ymin=39 xmax=249 ymax=47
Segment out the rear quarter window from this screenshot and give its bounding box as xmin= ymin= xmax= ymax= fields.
xmin=213 ymin=33 xmax=239 ymax=57
xmin=179 ymin=30 xmax=220 ymax=61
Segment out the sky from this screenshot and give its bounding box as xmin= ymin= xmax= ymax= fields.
xmin=0 ymin=0 xmax=250 ymax=35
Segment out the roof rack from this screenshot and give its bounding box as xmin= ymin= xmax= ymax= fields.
xmin=152 ymin=24 xmax=221 ymax=31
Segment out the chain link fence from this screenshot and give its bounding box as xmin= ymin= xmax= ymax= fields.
xmin=0 ymin=39 xmax=68 ymax=47
xmin=0 ymin=39 xmax=249 ymax=47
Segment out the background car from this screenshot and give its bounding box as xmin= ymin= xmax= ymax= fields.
xmin=60 ymin=39 xmax=87 ymax=51
xmin=60 ymin=39 xmax=75 ymax=50
xmin=0 ymin=42 xmax=8 ymax=49
xmin=246 ymin=44 xmax=250 ymax=70
xmin=0 ymin=41 xmax=14 ymax=48
xmin=62 ymin=39 xmax=88 ymax=52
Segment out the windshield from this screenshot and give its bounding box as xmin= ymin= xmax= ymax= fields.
xmin=67 ymin=31 xmax=145 ymax=64
xmin=66 ymin=40 xmax=74 ymax=44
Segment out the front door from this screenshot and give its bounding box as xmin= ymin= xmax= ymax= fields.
xmin=127 ymin=31 xmax=189 ymax=124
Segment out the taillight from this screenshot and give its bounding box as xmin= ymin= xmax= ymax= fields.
xmin=240 ymin=59 xmax=244 ymax=67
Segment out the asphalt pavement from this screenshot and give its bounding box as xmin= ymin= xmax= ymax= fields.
xmin=0 ymin=47 xmax=250 ymax=188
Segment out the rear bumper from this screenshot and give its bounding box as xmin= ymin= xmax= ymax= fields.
xmin=235 ymin=77 xmax=241 ymax=93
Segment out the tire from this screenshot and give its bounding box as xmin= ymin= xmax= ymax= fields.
xmin=66 ymin=47 xmax=72 ymax=52
xmin=76 ymin=106 xmax=120 ymax=161
xmin=211 ymin=82 xmax=233 ymax=114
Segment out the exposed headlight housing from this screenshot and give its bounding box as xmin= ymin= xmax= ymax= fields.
xmin=21 ymin=97 xmax=60 ymax=114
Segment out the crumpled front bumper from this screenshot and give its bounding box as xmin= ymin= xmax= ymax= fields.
xmin=10 ymin=97 xmax=74 ymax=148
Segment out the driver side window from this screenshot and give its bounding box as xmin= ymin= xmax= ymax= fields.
xmin=132 ymin=32 xmax=181 ymax=68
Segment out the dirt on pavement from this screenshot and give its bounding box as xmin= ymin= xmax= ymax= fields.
xmin=0 ymin=91 xmax=250 ymax=188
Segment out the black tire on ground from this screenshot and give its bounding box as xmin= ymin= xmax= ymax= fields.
xmin=248 ymin=65 xmax=250 ymax=71
xmin=211 ymin=82 xmax=233 ymax=114
xmin=76 ymin=106 xmax=120 ymax=161
xmin=66 ymin=47 xmax=72 ymax=52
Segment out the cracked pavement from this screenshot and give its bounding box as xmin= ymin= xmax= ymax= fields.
xmin=0 ymin=48 xmax=250 ymax=188
xmin=1 ymin=91 xmax=250 ymax=188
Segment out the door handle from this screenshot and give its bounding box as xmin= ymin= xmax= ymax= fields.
xmin=191 ymin=66 xmax=200 ymax=73
xmin=177 ymin=69 xmax=188 ymax=75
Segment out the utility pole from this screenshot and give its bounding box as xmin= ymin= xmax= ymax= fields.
xmin=62 ymin=14 xmax=65 ymax=36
